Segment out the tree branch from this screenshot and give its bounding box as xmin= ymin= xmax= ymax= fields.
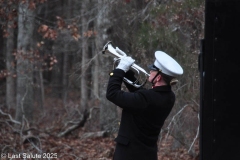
xmin=0 ymin=109 xmax=21 ymax=125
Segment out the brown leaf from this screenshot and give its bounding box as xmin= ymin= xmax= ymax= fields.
xmin=28 ymin=0 xmax=36 ymax=10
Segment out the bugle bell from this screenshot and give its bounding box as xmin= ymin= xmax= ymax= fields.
xmin=102 ymin=41 xmax=150 ymax=88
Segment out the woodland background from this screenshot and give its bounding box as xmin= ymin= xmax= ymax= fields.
xmin=0 ymin=0 xmax=204 ymax=159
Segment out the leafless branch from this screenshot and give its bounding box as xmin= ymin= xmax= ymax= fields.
xmin=0 ymin=109 xmax=21 ymax=125
xmin=80 ymin=131 xmax=108 ymax=139
xmin=58 ymin=120 xmax=82 ymax=137
xmin=166 ymin=104 xmax=188 ymax=138
xmin=70 ymin=53 xmax=99 ymax=80
xmin=191 ymin=98 xmax=199 ymax=107
xmin=23 ymin=135 xmax=42 ymax=153
xmin=58 ymin=110 xmax=89 ymax=137
xmin=188 ymin=112 xmax=199 ymax=153
xmin=175 ymin=83 xmax=187 ymax=92
xmin=88 ymin=107 xmax=100 ymax=121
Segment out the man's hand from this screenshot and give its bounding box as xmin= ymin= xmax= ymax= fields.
xmin=116 ymin=56 xmax=135 ymax=72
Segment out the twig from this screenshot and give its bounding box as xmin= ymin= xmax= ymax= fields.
xmin=4 ymin=121 xmax=20 ymax=133
xmin=175 ymin=83 xmax=187 ymax=92
xmin=188 ymin=112 xmax=199 ymax=153
xmin=191 ymin=98 xmax=199 ymax=107
xmin=57 ymin=123 xmax=81 ymax=137
xmin=70 ymin=53 xmax=99 ymax=80
xmin=87 ymin=107 xmax=100 ymax=120
xmin=27 ymin=136 xmax=42 ymax=153
xmin=166 ymin=104 xmax=188 ymax=139
xmin=57 ymin=110 xmax=89 ymax=137
xmin=0 ymin=109 xmax=21 ymax=125
xmin=1 ymin=145 xmax=18 ymax=156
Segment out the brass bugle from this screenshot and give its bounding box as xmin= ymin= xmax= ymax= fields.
xmin=102 ymin=41 xmax=150 ymax=88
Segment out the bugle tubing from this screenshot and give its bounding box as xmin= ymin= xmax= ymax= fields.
xmin=102 ymin=41 xmax=150 ymax=88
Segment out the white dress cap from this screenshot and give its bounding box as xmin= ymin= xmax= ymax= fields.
xmin=153 ymin=51 xmax=183 ymax=77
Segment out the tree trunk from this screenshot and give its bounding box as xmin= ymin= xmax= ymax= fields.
xmin=96 ymin=0 xmax=118 ymax=131
xmin=6 ymin=19 xmax=16 ymax=110
xmin=15 ymin=2 xmax=35 ymax=123
xmin=50 ymin=1 xmax=64 ymax=98
xmin=34 ymin=70 xmax=45 ymax=110
xmin=62 ymin=0 xmax=72 ymax=106
xmin=91 ymin=40 xmax=99 ymax=99
xmin=80 ymin=1 xmax=89 ymax=113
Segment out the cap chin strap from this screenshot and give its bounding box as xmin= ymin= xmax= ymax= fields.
xmin=151 ymin=71 xmax=160 ymax=87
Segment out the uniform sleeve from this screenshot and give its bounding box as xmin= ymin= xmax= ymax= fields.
xmin=123 ymin=70 xmax=142 ymax=92
xmin=106 ymin=69 xmax=149 ymax=110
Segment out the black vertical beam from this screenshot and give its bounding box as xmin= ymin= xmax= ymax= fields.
xmin=199 ymin=1 xmax=214 ymax=159
xmin=200 ymin=0 xmax=240 ymax=160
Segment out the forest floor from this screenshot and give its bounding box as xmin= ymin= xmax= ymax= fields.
xmin=0 ymin=97 xmax=199 ymax=160
xmin=0 ymin=117 xmax=199 ymax=160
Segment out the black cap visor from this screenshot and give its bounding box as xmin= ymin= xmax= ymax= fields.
xmin=148 ymin=64 xmax=159 ymax=71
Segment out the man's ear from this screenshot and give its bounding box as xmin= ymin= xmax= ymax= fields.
xmin=157 ymin=74 xmax=162 ymax=82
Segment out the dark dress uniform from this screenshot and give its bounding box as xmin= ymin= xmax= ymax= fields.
xmin=106 ymin=69 xmax=175 ymax=160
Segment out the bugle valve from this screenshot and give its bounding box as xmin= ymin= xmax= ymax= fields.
xmin=102 ymin=41 xmax=150 ymax=88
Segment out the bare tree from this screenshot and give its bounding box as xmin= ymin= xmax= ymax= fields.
xmin=6 ymin=6 xmax=17 ymax=110
xmin=62 ymin=0 xmax=72 ymax=106
xmin=15 ymin=1 xmax=35 ymax=123
xmin=80 ymin=0 xmax=89 ymax=115
xmin=96 ymin=0 xmax=118 ymax=132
